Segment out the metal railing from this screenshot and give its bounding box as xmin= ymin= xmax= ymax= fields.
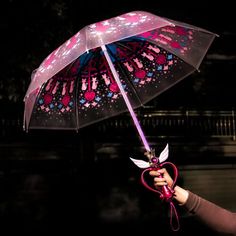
xmin=1 ymin=109 xmax=236 ymax=140
xmin=96 ymin=109 xmax=236 ymax=140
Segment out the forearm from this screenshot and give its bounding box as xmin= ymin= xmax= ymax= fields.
xmin=176 ymin=188 xmax=236 ymax=235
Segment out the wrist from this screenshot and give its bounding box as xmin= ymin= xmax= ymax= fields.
xmin=173 ymin=185 xmax=189 ymax=205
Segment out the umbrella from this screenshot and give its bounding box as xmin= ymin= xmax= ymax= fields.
xmin=24 ymin=10 xmax=217 ymax=153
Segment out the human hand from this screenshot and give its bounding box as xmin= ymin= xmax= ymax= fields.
xmin=149 ymin=168 xmax=174 ymax=188
xmin=150 ymin=168 xmax=189 ymax=205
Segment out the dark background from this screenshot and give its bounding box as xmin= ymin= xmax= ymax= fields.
xmin=0 ymin=0 xmax=236 ymax=235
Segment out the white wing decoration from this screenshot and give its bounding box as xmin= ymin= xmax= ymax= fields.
xmin=130 ymin=144 xmax=169 ymax=168
xmin=130 ymin=157 xmax=150 ymax=169
xmin=159 ymin=143 xmax=169 ymax=163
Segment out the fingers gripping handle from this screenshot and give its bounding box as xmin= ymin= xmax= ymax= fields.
xmin=141 ymin=161 xmax=178 ymax=202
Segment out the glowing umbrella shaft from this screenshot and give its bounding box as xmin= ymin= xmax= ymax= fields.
xmin=101 ymin=45 xmax=151 ymax=152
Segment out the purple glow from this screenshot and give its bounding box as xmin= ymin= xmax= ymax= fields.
xmin=101 ymin=45 xmax=151 ymax=152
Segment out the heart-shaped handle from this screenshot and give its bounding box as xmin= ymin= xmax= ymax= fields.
xmin=141 ymin=162 xmax=178 ymax=202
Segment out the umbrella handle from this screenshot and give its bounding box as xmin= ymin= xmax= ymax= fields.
xmin=141 ymin=162 xmax=178 ymax=201
xmin=140 ymin=162 xmax=180 ymax=231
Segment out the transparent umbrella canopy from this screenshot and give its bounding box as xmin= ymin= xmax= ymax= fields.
xmin=24 ymin=10 xmax=217 ymax=152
